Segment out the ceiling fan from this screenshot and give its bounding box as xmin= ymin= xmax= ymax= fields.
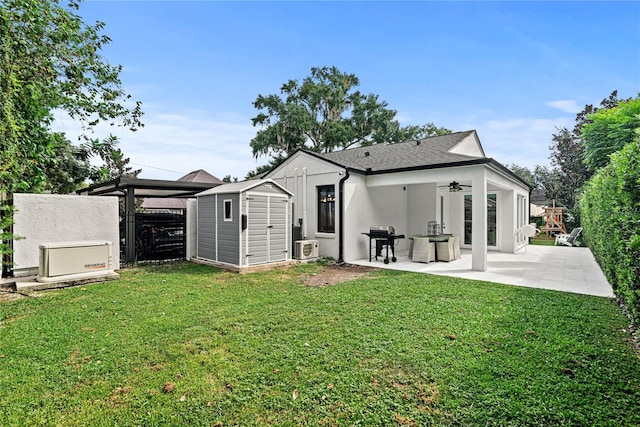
xmin=438 ymin=181 xmax=471 ymax=192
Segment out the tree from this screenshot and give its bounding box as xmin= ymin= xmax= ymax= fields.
xmin=547 ymin=91 xmax=626 ymax=211
xmin=581 ymin=96 xmax=640 ymax=171
xmin=0 ymin=0 xmax=143 ymax=195
xmin=81 ymin=134 xmax=141 ymax=183
xmin=222 ymin=175 xmax=238 ymax=183
xmin=548 ymin=127 xmax=591 ymax=210
xmin=506 ymin=163 xmax=535 ymax=188
xmin=42 ymin=133 xmax=92 ymax=194
xmin=250 ymin=66 xmax=450 ymax=162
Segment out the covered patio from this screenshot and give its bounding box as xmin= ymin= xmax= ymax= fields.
xmin=345 ymin=161 xmax=531 ymax=271
xmin=351 ymin=245 xmax=613 ymax=298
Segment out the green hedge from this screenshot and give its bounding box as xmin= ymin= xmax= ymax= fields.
xmin=580 ymin=139 xmax=640 ymax=324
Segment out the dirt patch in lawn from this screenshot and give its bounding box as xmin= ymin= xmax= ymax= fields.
xmin=0 ymin=288 xmax=27 ymax=302
xmin=302 ymin=263 xmax=379 ymax=287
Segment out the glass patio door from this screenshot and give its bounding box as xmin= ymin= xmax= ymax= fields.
xmin=464 ymin=194 xmax=497 ymax=246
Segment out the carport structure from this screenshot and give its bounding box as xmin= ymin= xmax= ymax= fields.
xmin=78 ymin=177 xmax=220 ymax=263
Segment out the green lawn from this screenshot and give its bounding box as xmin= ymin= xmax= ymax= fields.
xmin=530 ymin=232 xmax=585 ymax=247
xmin=1 ymin=262 xmax=639 ymax=426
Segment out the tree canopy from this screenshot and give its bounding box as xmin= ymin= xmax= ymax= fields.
xmin=0 ymin=0 xmax=143 ymax=195
xmin=545 ymin=90 xmax=628 ymax=211
xmin=581 ymin=96 xmax=640 ymax=171
xmin=250 ymin=66 xmax=450 ymax=163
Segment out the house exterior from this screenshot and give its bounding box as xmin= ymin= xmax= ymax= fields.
xmin=265 ymin=130 xmax=531 ymax=271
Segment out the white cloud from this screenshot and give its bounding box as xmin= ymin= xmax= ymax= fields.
xmin=52 ymin=109 xmax=264 ymax=181
xmin=456 ymin=115 xmax=573 ymax=169
xmin=546 ymin=100 xmax=582 ymax=114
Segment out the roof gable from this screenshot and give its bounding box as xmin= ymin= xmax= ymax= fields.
xmin=448 ymin=130 xmax=485 ymax=157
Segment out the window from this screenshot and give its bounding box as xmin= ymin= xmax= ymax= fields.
xmin=464 ymin=194 xmax=497 ymax=246
xmin=223 ymin=199 xmax=232 ymax=221
xmin=317 ymin=185 xmax=335 ymax=233
xmin=516 ymin=195 xmax=527 ymax=244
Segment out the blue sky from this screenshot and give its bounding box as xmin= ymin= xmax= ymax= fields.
xmin=54 ymin=1 xmax=640 ymax=181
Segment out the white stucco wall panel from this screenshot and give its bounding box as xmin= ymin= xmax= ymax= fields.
xmin=186 ymin=198 xmax=197 ymax=260
xmin=448 ymin=132 xmax=485 ymax=157
xmin=12 ymin=194 xmax=119 ymax=275
xmin=268 ymin=152 xmax=344 ymax=260
xmin=343 ymin=175 xmax=373 ymax=262
xmin=367 ymin=186 xmax=409 ymax=252
xmin=407 ymin=183 xmax=437 ymax=237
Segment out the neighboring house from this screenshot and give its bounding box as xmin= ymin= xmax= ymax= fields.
xmin=265 ymin=130 xmax=531 ymax=271
xmin=141 ymin=169 xmax=224 ymax=213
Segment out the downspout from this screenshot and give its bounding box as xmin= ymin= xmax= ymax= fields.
xmin=336 ymin=169 xmax=350 ymax=264
xmin=302 ymin=168 xmax=308 ymax=239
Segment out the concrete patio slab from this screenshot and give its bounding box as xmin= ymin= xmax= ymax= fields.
xmin=351 ymin=245 xmax=614 ymax=298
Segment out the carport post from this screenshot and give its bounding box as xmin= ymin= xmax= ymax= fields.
xmin=125 ymin=188 xmax=136 ymax=263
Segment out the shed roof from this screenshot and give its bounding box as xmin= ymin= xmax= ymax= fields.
xmin=196 ymin=179 xmax=293 ymax=197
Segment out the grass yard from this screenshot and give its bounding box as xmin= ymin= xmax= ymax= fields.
xmin=530 ymin=232 xmax=585 ymax=247
xmin=1 ymin=261 xmax=639 ymax=426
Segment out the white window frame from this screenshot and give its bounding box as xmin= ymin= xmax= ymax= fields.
xmin=223 ymin=199 xmax=233 ymax=222
xmin=462 ymin=192 xmax=499 ymax=249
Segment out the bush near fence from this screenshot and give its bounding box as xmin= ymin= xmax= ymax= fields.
xmin=581 ymin=139 xmax=640 ymax=325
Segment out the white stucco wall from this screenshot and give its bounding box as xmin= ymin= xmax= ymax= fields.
xmin=268 ymin=152 xmax=344 ymax=259
xmin=407 ymin=183 xmax=437 ymax=237
xmin=12 ymin=193 xmax=120 ymax=276
xmin=186 ymin=198 xmax=197 ymax=260
xmin=367 ymin=185 xmax=409 ymax=252
xmin=343 ymin=174 xmax=370 ymax=261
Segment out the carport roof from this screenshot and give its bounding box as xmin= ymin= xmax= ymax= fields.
xmin=77 ymin=177 xmax=220 ymax=198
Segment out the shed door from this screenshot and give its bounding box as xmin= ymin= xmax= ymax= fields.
xmin=246 ymin=194 xmax=289 ymax=266
xmin=268 ymin=196 xmax=288 ymax=263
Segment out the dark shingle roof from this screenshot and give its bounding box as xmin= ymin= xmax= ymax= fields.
xmin=178 ymin=169 xmax=224 ymax=184
xmin=316 ymin=130 xmax=484 ymax=173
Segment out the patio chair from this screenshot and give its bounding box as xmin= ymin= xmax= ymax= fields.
xmin=412 ymin=237 xmax=435 ymax=263
xmin=555 ymin=227 xmax=582 ymax=247
xmin=452 ymin=235 xmax=461 ymax=260
xmin=436 ymin=238 xmax=456 ymax=262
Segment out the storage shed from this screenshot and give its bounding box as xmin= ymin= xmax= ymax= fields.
xmin=195 ymin=179 xmax=293 ymax=270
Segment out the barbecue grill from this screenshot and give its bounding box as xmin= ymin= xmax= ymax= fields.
xmin=363 ymin=225 xmax=405 ymax=264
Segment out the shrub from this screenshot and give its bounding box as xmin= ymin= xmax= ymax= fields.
xmin=581 ymin=138 xmax=640 ymax=324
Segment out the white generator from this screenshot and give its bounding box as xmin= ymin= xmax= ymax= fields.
xmin=37 ymin=241 xmax=115 ymax=283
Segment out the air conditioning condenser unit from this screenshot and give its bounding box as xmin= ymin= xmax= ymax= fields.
xmin=295 ymin=240 xmax=319 ymax=260
xmin=37 ymin=241 xmax=116 ymax=283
